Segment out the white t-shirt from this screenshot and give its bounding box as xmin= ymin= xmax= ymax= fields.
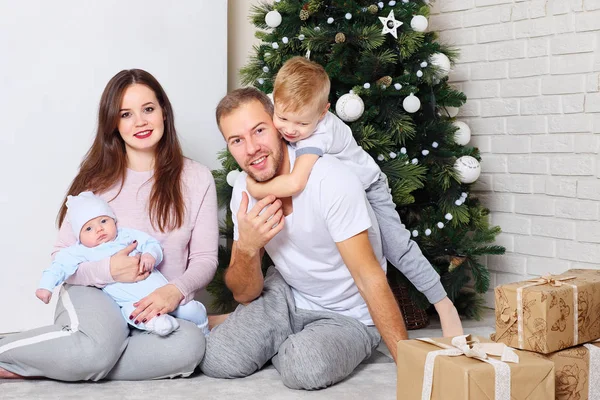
xmin=231 ymin=146 xmax=386 ymax=325
xmin=293 ymin=111 xmax=381 ymax=189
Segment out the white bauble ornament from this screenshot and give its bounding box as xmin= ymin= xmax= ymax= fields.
xmin=430 ymin=52 xmax=451 ymax=77
xmin=272 ymin=42 xmax=279 ymax=49
xmin=412 ymin=230 xmax=418 ymax=237
xmin=410 ymin=15 xmax=428 ymax=32
xmin=327 ymin=17 xmax=334 ymax=24
xmin=445 ymin=106 xmax=459 ymax=118
xmin=226 ymin=170 xmax=241 ymax=187
xmin=403 ymin=93 xmax=421 ymax=113
xmin=425 ymin=229 xmax=432 ymax=236
xmin=453 ymin=121 xmax=471 ymax=146
xmin=454 ymin=156 xmax=481 ymax=184
xmin=265 ymin=10 xmax=282 ymax=28
xmin=335 ymin=93 xmax=364 ymax=122
xmin=437 ymin=222 xmax=444 ymax=228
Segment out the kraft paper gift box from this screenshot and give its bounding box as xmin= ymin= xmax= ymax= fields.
xmin=545 ymin=340 xmax=600 ymax=400
xmin=396 ymin=335 xmax=555 ymax=400
xmin=494 ymin=269 xmax=600 ymax=354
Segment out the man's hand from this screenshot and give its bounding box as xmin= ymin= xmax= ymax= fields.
xmin=236 ymin=192 xmax=285 ymax=255
xmin=434 ymin=297 xmax=464 ymax=337
xmin=129 ymin=284 xmax=184 ymax=325
xmin=139 ymin=253 xmax=156 ymax=274
xmin=35 ymin=288 xmax=52 ymax=304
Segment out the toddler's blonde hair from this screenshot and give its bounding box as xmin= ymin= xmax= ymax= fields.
xmin=273 ymin=56 xmax=330 ymax=114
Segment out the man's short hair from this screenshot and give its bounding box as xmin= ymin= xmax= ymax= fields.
xmin=215 ymin=87 xmax=274 ymax=132
xmin=273 ymin=56 xmax=330 ymax=114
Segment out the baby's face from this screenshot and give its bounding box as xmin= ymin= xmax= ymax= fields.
xmin=79 ymin=216 xmax=117 ymax=248
xmin=273 ymin=103 xmax=328 ymax=143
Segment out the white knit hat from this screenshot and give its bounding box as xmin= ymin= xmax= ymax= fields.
xmin=66 ymin=191 xmax=117 ymax=240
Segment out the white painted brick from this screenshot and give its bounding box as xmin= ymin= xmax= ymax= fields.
xmin=484 ymin=290 xmax=495 ymax=307
xmin=481 ymin=99 xmax=519 ymax=117
xmin=494 ymin=232 xmax=515 ymax=252
xmin=507 ymin=155 xmax=549 ymax=174
xmin=456 ymin=45 xmax=488 ymax=63
xmin=531 ymin=217 xmax=576 ymax=239
xmin=478 ymin=193 xmax=515 ymax=212
xmin=571 ymin=262 xmax=600 ymax=270
xmin=488 ymin=254 xmax=527 ymax=274
xmin=500 ymin=78 xmax=540 ymax=97
xmin=477 ymin=24 xmax=514 ymax=43
xmin=585 ymin=93 xmax=600 ymax=112
xmin=491 ymin=136 xmax=531 ymax=153
xmin=548 ymin=114 xmax=592 ymax=133
xmin=551 ymin=33 xmax=596 ymax=55
xmin=552 ymin=0 xmax=571 ymax=14
xmin=532 ymin=176 xmax=546 ymax=193
xmin=556 ymin=199 xmax=600 ymax=220
xmin=527 ymin=37 xmax=549 ymax=57
xmin=429 ymin=15 xmax=464 ymax=31
xmin=492 ymin=212 xmax=532 ymax=234
xmin=515 ymin=195 xmax=555 ymax=216
xmin=575 ymin=10 xmax=600 ymax=32
xmin=585 ymin=0 xmax=600 ymax=11
xmin=550 ymin=54 xmax=595 ymax=75
xmin=571 ymin=0 xmax=584 ymax=12
xmin=464 ymin=6 xmax=512 ymax=27
xmin=531 ymin=134 xmax=575 ymax=153
xmin=441 ymin=0 xmax=475 ymax=12
xmin=480 ymin=154 xmax=508 ymax=173
xmin=578 ymin=179 xmax=600 ymax=200
xmin=471 ymin=61 xmax=508 ymax=80
xmin=557 ymin=240 xmax=600 ymax=263
xmin=462 ymin=81 xmax=499 ymax=99
xmin=507 ymin=116 xmax=547 ymax=134
xmin=550 ymin=155 xmax=596 ymax=176
xmin=477 ymin=0 xmax=512 ymax=5
xmin=556 ymin=14 xmax=577 ymax=34
xmin=530 ymin=0 xmax=548 ymax=18
xmin=586 ymin=73 xmax=600 ymax=92
xmin=526 ymin=256 xmax=570 ymax=276
xmin=593 ymin=115 xmax=600 ymax=133
xmin=545 ymin=177 xmax=578 ymax=197
xmin=562 ymin=94 xmax=585 ymax=113
xmin=467 ymin=117 xmax=506 ymax=135
xmin=442 ymin=29 xmax=477 ymax=46
xmin=574 ymin=135 xmax=599 ymax=153
xmin=521 ymin=96 xmax=562 ymax=115
xmin=541 ymin=75 xmax=585 ymax=95
xmin=576 ymin=221 xmax=600 ymax=243
xmin=469 ymin=135 xmax=491 ymax=152
xmin=496 ymin=272 xmax=527 ymax=287
xmin=493 ymin=174 xmax=533 ymax=193
xmin=515 ymin=18 xmax=554 ymax=38
xmin=509 ymin=58 xmax=549 ymax=78
xmin=511 ymin=3 xmax=529 ymax=21
xmin=515 ymin=236 xmax=556 ymax=257
xmin=428 ymin=0 xmax=441 ymax=14
xmin=489 ymin=41 xmax=526 ymax=61
xmin=472 ymin=173 xmax=493 ymax=191
xmin=448 ymin=64 xmax=470 ymax=82
xmin=457 ymin=101 xmax=481 ymax=117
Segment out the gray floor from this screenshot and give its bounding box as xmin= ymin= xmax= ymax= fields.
xmin=0 ymin=309 xmax=495 ymax=400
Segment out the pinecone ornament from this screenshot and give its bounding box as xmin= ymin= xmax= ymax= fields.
xmin=448 ymin=256 xmax=467 ymax=272
xmin=335 ymin=32 xmax=346 ymax=43
xmin=368 ymin=4 xmax=379 ymax=14
xmin=300 ymin=9 xmax=310 ymax=20
xmin=377 ymin=76 xmax=392 ymax=87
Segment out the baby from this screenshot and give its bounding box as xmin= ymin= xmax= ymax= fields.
xmin=247 ymin=56 xmax=449 ymax=311
xmin=36 ymin=191 xmax=210 ymax=337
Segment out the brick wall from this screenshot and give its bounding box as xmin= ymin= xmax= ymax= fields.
xmin=430 ymin=0 xmax=600 ymax=305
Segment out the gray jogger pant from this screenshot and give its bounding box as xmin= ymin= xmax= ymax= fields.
xmin=366 ymin=172 xmax=447 ymax=304
xmin=200 ymin=267 xmax=381 ymax=390
xmin=0 ymin=284 xmax=205 ymax=381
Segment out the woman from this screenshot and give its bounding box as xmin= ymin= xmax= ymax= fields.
xmin=0 ymin=69 xmax=218 ymax=380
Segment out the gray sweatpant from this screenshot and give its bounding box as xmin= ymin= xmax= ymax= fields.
xmin=200 ymin=267 xmax=381 ymax=390
xmin=366 ymin=172 xmax=447 ymax=304
xmin=0 ymin=285 xmax=205 ymax=381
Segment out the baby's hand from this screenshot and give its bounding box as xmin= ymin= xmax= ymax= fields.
xmin=36 ymin=289 xmax=52 ymax=304
xmin=246 ymin=175 xmax=259 ymax=198
xmin=139 ymin=253 xmax=156 ymax=274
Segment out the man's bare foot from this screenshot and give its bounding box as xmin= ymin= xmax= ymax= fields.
xmin=0 ymin=367 xmax=23 ymax=379
xmin=208 ymin=313 xmax=231 ymax=330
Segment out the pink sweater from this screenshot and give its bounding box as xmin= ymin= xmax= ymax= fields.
xmin=53 ymin=159 xmax=219 ymax=303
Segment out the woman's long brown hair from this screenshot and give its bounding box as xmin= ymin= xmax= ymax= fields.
xmin=57 ymin=69 xmax=185 ymax=232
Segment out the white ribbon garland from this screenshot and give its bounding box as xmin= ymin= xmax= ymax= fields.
xmin=417 ymin=335 xmax=518 ymax=400
xmin=583 ymin=342 xmax=600 ymax=399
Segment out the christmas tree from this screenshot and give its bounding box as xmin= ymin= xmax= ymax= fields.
xmin=209 ymin=0 xmax=505 ymax=320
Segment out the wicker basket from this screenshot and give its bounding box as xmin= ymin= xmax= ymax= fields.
xmin=390 ymin=282 xmax=430 ymax=330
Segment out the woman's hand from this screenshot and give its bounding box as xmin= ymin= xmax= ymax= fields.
xmin=129 ymin=284 xmax=184 ymax=325
xmin=110 ymin=241 xmax=150 ymax=283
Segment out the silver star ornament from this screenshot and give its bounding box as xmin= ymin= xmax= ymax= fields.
xmin=379 ymin=10 xmax=403 ymax=39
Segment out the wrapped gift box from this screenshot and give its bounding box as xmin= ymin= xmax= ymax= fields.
xmin=545 ymin=341 xmax=600 ymax=400
xmin=494 ymin=269 xmax=600 ymax=354
xmin=396 ymin=335 xmax=554 ymax=400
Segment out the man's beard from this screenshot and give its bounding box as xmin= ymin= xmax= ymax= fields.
xmin=246 ymin=145 xmax=284 ymax=182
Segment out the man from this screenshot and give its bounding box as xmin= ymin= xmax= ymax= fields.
xmin=200 ymin=88 xmax=463 ymax=390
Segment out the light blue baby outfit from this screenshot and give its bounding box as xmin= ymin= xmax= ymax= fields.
xmin=38 ymin=227 xmax=209 ymax=336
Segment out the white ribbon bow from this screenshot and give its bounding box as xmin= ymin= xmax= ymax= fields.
xmin=416 ymin=334 xmax=519 ymax=400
